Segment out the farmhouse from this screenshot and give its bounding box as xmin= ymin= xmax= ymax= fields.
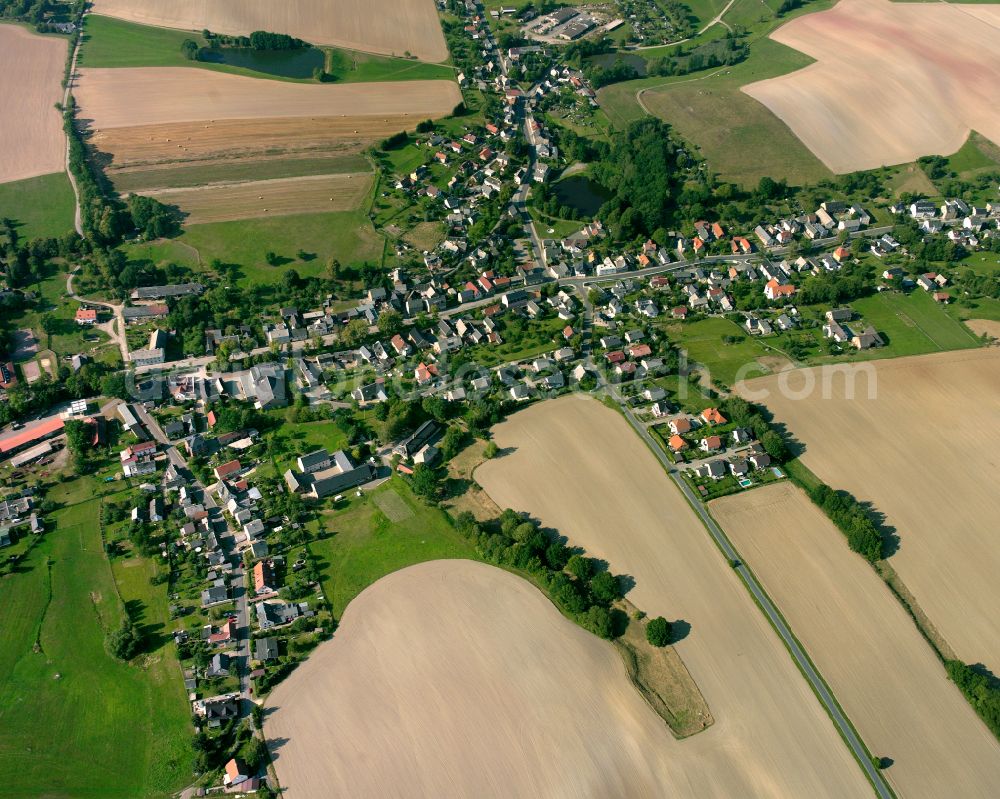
xmin=284 ymin=449 xmax=377 ymax=500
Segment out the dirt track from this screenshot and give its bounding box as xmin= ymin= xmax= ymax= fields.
xmin=475 ymin=395 xmax=871 ymax=799
xmin=712 ymin=482 xmax=1000 ymax=798
xmin=74 ymin=68 xmax=460 ymax=128
xmin=0 ymin=25 xmax=67 ymax=183
xmin=742 ymin=0 xmax=1000 ymax=172
xmin=741 ymin=348 xmax=1000 ymax=676
xmin=138 ymin=172 xmax=373 ymax=223
xmin=266 ymin=560 xmax=688 ymax=797
xmin=90 ymin=0 xmax=448 ymax=61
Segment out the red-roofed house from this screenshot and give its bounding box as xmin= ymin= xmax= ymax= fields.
xmin=0 ymin=415 xmax=64 ymax=457
xmin=223 ymin=758 xmax=249 ymax=787
xmin=415 ymin=362 xmax=438 ymax=385
xmin=214 ymin=459 xmax=242 ymax=481
xmin=605 ymin=350 xmax=626 ymax=365
xmin=701 ymin=408 xmax=727 ymax=425
xmin=628 ymin=343 xmax=652 ymax=359
xmin=75 ymin=308 xmax=98 ymax=325
xmin=711 ymin=222 xmax=725 ymax=239
xmin=669 ymin=417 xmax=692 ymax=435
xmin=833 ymin=246 xmax=852 ymax=263
xmin=253 ymin=561 xmax=276 ymax=594
xmin=764 ymin=279 xmax=796 ymax=301
xmin=668 ymin=434 xmax=687 ymax=451
xmin=207 ymin=410 xmax=217 ymax=428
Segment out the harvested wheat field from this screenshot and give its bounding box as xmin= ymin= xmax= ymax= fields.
xmin=965 ymin=319 xmax=1000 ymax=340
xmin=0 ymin=25 xmax=67 ymax=183
xmin=742 ymin=348 xmax=1000 ymax=675
xmin=137 ymin=172 xmax=373 ymax=223
xmin=712 ymin=482 xmax=1000 ymax=798
xmin=91 ymin=0 xmax=448 ymax=61
xmin=742 ymin=0 xmax=1000 ymax=173
xmin=75 ymin=68 xmax=460 ymax=128
xmin=267 ymin=560 xmax=688 ymax=797
xmin=475 ymin=395 xmax=871 ymax=799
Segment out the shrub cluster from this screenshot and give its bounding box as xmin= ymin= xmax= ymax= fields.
xmin=453 ymin=510 xmax=623 ymax=639
xmin=808 ymin=484 xmax=883 ymax=562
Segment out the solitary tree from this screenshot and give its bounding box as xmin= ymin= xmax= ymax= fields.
xmin=646 ymin=616 xmax=671 ymax=647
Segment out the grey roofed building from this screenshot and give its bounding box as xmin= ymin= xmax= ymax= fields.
xmin=255 ymin=636 xmax=279 ymax=661
xmin=311 ymin=463 xmax=377 ymax=499
xmin=207 ymin=652 xmax=230 ymax=677
xmin=297 ymin=448 xmax=331 ymax=474
xmin=256 ymin=599 xmax=307 ymax=629
xmin=249 ymin=539 xmax=269 ymax=559
xmin=164 ymin=419 xmax=186 ymax=440
xmin=392 ymin=420 xmax=442 ymax=460
xmin=201 ymin=585 xmax=229 ymax=607
xmin=241 ymin=363 xmax=287 ymax=409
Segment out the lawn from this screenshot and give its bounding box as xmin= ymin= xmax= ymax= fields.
xmin=849 ymin=290 xmax=981 ymax=357
xmin=128 ymin=210 xmax=385 ymax=285
xmin=326 ymin=47 xmax=455 ymax=83
xmin=308 ymin=478 xmax=480 ymax=618
xmin=265 ymin=416 xmax=350 ymax=476
xmin=0 ymin=482 xmax=192 ymax=798
xmin=0 ymin=172 xmax=76 ymax=241
xmin=661 ymin=316 xmax=777 ymax=386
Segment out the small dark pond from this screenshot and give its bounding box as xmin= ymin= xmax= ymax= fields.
xmin=200 ymin=47 xmax=325 ymax=79
xmin=552 ymin=176 xmax=611 ymax=217
xmin=587 ymin=52 xmax=648 ymax=77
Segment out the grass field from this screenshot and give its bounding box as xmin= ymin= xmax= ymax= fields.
xmin=81 ymin=15 xmax=455 ymax=83
xmin=308 ymin=479 xmax=480 ymax=617
xmin=0 ymin=171 xmax=76 ymax=240
xmin=0 ymin=480 xmax=192 ymax=798
xmin=600 ymin=37 xmax=832 ymax=186
xmin=110 ymin=152 xmax=371 ymax=193
xmin=849 ymin=290 xmax=981 ymax=357
xmin=126 ymin=209 xmax=385 ymax=284
xmin=660 ymin=316 xmax=780 ymax=385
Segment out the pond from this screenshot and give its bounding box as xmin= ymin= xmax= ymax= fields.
xmin=552 ymin=175 xmax=611 ymax=217
xmin=587 ymin=52 xmax=647 ymax=77
xmin=199 ymin=47 xmax=325 ymax=79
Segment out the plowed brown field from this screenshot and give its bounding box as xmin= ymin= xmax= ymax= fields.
xmin=743 ymin=0 xmax=1000 ymax=172
xmin=74 ymin=68 xmax=461 ymax=128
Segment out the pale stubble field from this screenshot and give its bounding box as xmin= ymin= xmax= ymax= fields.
xmin=741 ymin=348 xmax=1000 ymax=676
xmin=0 ymin=25 xmax=67 ymax=183
xmin=475 ymin=395 xmax=871 ymax=799
xmin=90 ymin=0 xmax=449 ymax=61
xmin=712 ymin=482 xmax=1000 ymax=799
xmin=266 ymin=560 xmax=694 ymax=798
